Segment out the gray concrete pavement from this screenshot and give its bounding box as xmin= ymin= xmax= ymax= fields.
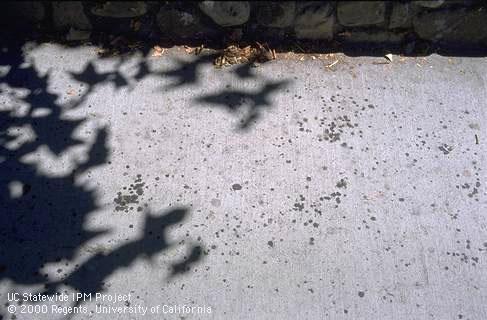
xmin=1 ymin=42 xmax=486 ymax=320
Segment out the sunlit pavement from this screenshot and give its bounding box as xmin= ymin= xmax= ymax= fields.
xmin=1 ymin=42 xmax=486 ymax=319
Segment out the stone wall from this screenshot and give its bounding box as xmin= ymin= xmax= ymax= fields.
xmin=3 ymin=1 xmax=487 ymax=48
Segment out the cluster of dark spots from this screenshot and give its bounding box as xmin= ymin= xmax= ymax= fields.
xmin=113 ymin=174 xmax=147 ymax=212
xmin=336 ymin=178 xmax=347 ymax=189
xmin=467 ymin=184 xmax=480 ymax=198
xmin=291 ymin=178 xmax=349 ymax=230
xmin=456 ymin=177 xmax=481 ymax=201
xmin=291 ymin=94 xmax=375 ymax=148
xmin=114 ymin=193 xmax=139 ymax=212
xmin=320 ymin=189 xmax=345 ymax=207
xmin=293 ymin=194 xmax=306 ymax=212
xmin=446 ymin=250 xmax=480 ymax=266
xmin=319 ymin=115 xmax=357 ymax=143
xmin=303 ymin=218 xmax=319 ymax=228
xmin=131 ymin=174 xmax=145 ymax=195
xmin=357 ymin=208 xmax=383 ymax=233
xmin=294 ymin=202 xmax=305 ymax=211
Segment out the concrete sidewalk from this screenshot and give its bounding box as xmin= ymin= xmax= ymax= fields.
xmin=1 ymin=42 xmax=486 ymax=319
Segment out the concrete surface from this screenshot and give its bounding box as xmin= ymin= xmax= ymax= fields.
xmin=0 ymin=43 xmax=486 ymax=320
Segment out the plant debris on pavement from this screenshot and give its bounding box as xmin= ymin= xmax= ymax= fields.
xmin=213 ymin=43 xmax=276 ymax=68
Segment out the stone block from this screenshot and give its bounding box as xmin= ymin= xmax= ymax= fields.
xmin=255 ymin=1 xmax=296 ymax=28
xmin=5 ymin=1 xmax=45 ymax=23
xmin=199 ymin=1 xmax=250 ymax=27
xmin=157 ymin=7 xmax=216 ymax=39
xmin=294 ymin=2 xmax=334 ymax=39
xmin=91 ymin=1 xmax=147 ymax=18
xmin=413 ymin=7 xmax=487 ymax=46
xmin=389 ymin=2 xmax=412 ymax=29
xmin=337 ymin=1 xmax=386 ymax=27
xmin=53 ymin=2 xmax=91 ymax=30
xmin=414 ymin=1 xmax=445 ymax=8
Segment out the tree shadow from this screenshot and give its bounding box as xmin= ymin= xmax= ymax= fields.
xmin=63 ymin=42 xmax=292 ymax=131
xmin=234 ymin=62 xmax=259 ymax=79
xmin=1 ymin=34 xmax=290 ymax=318
xmin=195 ymin=80 xmax=290 ymax=130
xmin=158 ymin=53 xmax=219 ymax=90
xmin=43 ymin=207 xmax=199 ymax=297
xmin=0 ymin=34 xmax=205 ymax=318
xmin=0 ymin=39 xmax=102 ymax=288
xmin=2 ymin=9 xmax=485 ymax=317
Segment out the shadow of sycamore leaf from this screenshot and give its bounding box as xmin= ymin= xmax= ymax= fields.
xmin=160 ymin=54 xmax=217 ymax=90
xmin=168 ymin=244 xmax=203 ymax=279
xmin=70 ymin=62 xmax=130 ymax=91
xmin=195 ymin=79 xmax=290 ymax=130
xmin=76 ymin=126 xmax=110 ymax=174
xmin=43 ymin=207 xmax=203 ymax=297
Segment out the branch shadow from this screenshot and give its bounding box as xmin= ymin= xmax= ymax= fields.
xmin=66 ymin=46 xmax=291 ymax=131
xmin=43 ymin=207 xmax=198 ymax=297
xmin=1 ymin=33 xmax=289 ymax=317
xmin=0 ymin=34 xmax=205 ymax=318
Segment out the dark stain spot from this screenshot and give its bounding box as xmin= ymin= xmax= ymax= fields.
xmin=336 ymin=179 xmax=347 ymax=189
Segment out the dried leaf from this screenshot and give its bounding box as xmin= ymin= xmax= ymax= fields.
xmin=214 ymin=43 xmax=274 ymax=68
xmin=151 ymin=46 xmax=165 ymax=57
